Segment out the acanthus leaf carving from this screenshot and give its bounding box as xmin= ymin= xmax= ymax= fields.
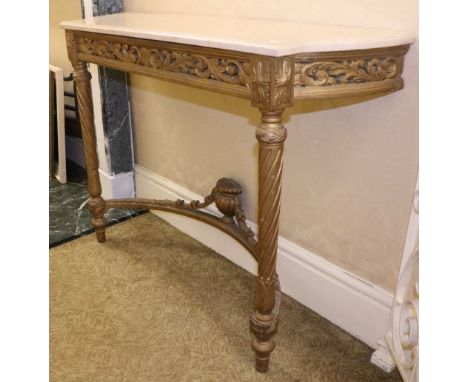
xmin=295 ymin=56 xmax=403 ymax=87
xmin=251 ymin=56 xmax=294 ymax=111
xmin=78 ymin=37 xmax=251 ymax=88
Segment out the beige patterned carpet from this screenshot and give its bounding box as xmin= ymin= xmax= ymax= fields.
xmin=50 ymin=213 xmax=402 ymax=382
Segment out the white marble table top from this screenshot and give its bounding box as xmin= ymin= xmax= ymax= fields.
xmin=61 ymin=12 xmax=415 ymax=57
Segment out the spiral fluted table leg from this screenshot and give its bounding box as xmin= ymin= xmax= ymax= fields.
xmin=250 ymin=109 xmax=286 ymax=372
xmin=72 ymin=61 xmax=106 ymax=242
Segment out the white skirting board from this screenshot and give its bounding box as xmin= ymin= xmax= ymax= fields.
xmin=99 ymin=170 xmax=135 ymax=200
xmin=134 ymin=164 xmax=394 ymax=350
xmin=65 ymin=135 xmax=135 ymax=199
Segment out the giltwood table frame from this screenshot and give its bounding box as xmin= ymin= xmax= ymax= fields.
xmin=65 ymin=29 xmax=409 ymax=372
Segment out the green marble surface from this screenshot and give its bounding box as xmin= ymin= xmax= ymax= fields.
xmin=49 ymin=161 xmax=145 ymax=247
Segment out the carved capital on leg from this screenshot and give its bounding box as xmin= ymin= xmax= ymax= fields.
xmin=251 ymin=56 xmax=294 ymax=112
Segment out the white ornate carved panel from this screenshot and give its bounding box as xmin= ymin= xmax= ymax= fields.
xmin=386 ymin=176 xmax=419 ymax=382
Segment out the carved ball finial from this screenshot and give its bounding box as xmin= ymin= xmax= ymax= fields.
xmin=214 ymin=178 xmax=242 ymax=221
xmin=215 ymin=178 xmax=242 ymax=195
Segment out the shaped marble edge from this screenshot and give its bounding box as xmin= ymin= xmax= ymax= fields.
xmin=60 ymin=12 xmax=416 ymax=57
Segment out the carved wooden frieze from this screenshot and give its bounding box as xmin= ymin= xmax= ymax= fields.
xmin=293 ymin=45 xmax=409 ymax=99
xmin=77 ymin=35 xmax=252 ymax=88
xmin=295 ymin=56 xmax=403 ymax=86
xmin=69 ymin=30 xmax=410 ymax=103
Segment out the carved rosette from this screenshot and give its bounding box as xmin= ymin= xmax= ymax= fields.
xmin=78 ymin=36 xmax=252 ymax=88
xmin=295 ymin=54 xmax=405 ymax=87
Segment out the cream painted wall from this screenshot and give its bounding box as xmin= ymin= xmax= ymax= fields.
xmin=49 ymin=0 xmax=82 ymax=73
xmin=126 ymin=1 xmax=418 ymax=292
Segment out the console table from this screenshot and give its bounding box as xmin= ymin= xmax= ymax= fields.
xmin=61 ymin=12 xmax=414 ymax=372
